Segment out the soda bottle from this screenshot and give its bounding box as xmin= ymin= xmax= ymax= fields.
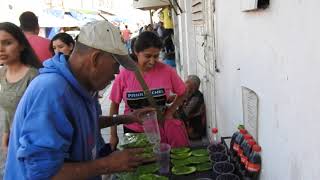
xmin=239 ymin=140 xmax=256 ymax=176
xmin=231 ymin=129 xmax=247 ymax=162
xmin=242 ymin=140 xmax=256 ymax=165
xmin=236 ymin=134 xmax=253 ymax=171
xmin=245 ymin=144 xmax=262 ymax=180
xmin=230 ymin=125 xmax=245 ymax=152
xmin=235 ymin=134 xmax=252 ymax=165
xmin=208 ymin=128 xmax=227 ymax=155
xmin=238 ymin=134 xmax=253 ymax=157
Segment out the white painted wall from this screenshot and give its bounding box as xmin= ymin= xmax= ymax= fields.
xmin=175 ymin=0 xmax=197 ymax=78
xmin=175 ymin=0 xmax=217 ymax=136
xmin=214 ymin=0 xmax=320 ymax=179
xmin=176 ymin=0 xmax=320 ymax=179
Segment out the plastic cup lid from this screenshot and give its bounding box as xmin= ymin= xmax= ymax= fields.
xmin=212 ymin=128 xmax=218 ymax=133
xmin=240 ymin=129 xmax=247 ymax=134
xmin=252 ymin=145 xmax=262 ymax=152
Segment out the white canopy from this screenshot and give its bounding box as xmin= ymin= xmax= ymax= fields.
xmin=132 ymin=0 xmax=170 ymax=10
xmin=38 ymin=14 xmax=81 ymax=27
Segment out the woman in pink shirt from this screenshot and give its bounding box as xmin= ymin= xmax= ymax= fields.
xmin=109 ymin=31 xmax=189 ymax=149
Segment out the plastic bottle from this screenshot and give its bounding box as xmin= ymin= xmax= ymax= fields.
xmin=231 ymin=129 xmax=247 ymax=162
xmin=238 ymin=134 xmax=253 ymax=156
xmin=230 ymin=132 xmax=239 ymax=152
xmin=242 ymin=140 xmax=256 ymax=165
xmin=239 ymin=140 xmax=256 ymax=176
xmin=245 ymin=144 xmax=262 ymax=180
xmin=208 ymin=128 xmax=227 ymax=155
xmin=236 ymin=134 xmax=253 ymax=172
xmin=230 ymin=125 xmax=245 ymax=152
xmin=211 ymin=128 xmax=221 ymax=144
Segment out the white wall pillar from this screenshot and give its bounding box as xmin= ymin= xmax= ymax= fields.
xmin=183 ymin=0 xmax=197 ymax=76
xmin=175 ymin=0 xmax=197 ymax=79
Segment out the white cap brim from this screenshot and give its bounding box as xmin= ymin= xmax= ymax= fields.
xmin=112 ymin=54 xmax=138 ymax=71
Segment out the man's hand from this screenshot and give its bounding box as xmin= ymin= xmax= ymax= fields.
xmin=1 ymin=133 xmax=9 ymax=155
xmin=52 ymin=148 xmax=155 ymax=180
xmin=122 ymin=107 xmax=156 ymax=124
xmin=109 ymin=135 xmax=119 ymax=151
xmin=100 ymin=148 xmax=153 ymax=173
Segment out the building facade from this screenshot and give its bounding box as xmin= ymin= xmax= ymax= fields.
xmin=175 ymin=0 xmax=320 ymax=179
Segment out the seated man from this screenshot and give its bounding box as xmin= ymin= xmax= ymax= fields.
xmin=176 ymin=75 xmax=206 ymax=140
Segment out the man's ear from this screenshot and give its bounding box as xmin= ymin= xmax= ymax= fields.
xmin=70 ymin=43 xmax=74 ymax=51
xmin=90 ymin=50 xmax=101 ymax=68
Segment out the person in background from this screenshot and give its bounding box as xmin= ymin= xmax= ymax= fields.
xmin=159 ymin=6 xmax=175 ymax=53
xmin=121 ymin=25 xmax=132 ymax=51
xmin=4 ymin=21 xmax=152 ymax=180
xmin=145 ymin=24 xmax=154 ymax=32
xmin=163 ymin=33 xmax=174 ymax=53
xmin=138 ymin=25 xmax=145 ymax=35
xmin=109 ymin=31 xmax=189 ymax=150
xmin=163 ymin=51 xmax=176 ymax=68
xmin=176 ymin=75 xmax=206 ymax=140
xmin=49 ymin=32 xmax=75 ymax=56
xmin=0 ymin=22 xmax=41 ymax=176
xmin=19 ymin=11 xmax=51 ymax=62
xmin=156 ymin=21 xmax=165 ymax=39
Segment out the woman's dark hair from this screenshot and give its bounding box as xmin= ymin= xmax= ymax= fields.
xmin=129 ymin=37 xmax=137 ymax=61
xmin=0 ymin=22 xmax=42 ymax=68
xmin=131 ymin=31 xmax=163 ymax=62
xmin=19 ymin=11 xmax=39 ymax=32
xmin=50 ymin=32 xmax=75 ymax=55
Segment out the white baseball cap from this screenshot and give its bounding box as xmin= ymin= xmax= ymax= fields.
xmin=78 ymin=20 xmax=136 ymax=71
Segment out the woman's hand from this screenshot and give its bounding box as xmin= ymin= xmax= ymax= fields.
xmin=164 ymin=108 xmax=174 ymax=120
xmin=167 ymin=95 xmax=176 ymax=104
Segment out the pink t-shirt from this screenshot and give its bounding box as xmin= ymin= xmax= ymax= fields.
xmin=109 ymin=62 xmax=186 ymax=132
xmin=26 ymin=34 xmax=52 ymax=63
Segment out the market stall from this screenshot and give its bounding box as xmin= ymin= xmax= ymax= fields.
xmin=116 ymin=130 xmax=262 ymax=180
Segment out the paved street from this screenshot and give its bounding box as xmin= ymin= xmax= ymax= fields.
xmin=99 ymin=83 xmax=126 ymax=145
